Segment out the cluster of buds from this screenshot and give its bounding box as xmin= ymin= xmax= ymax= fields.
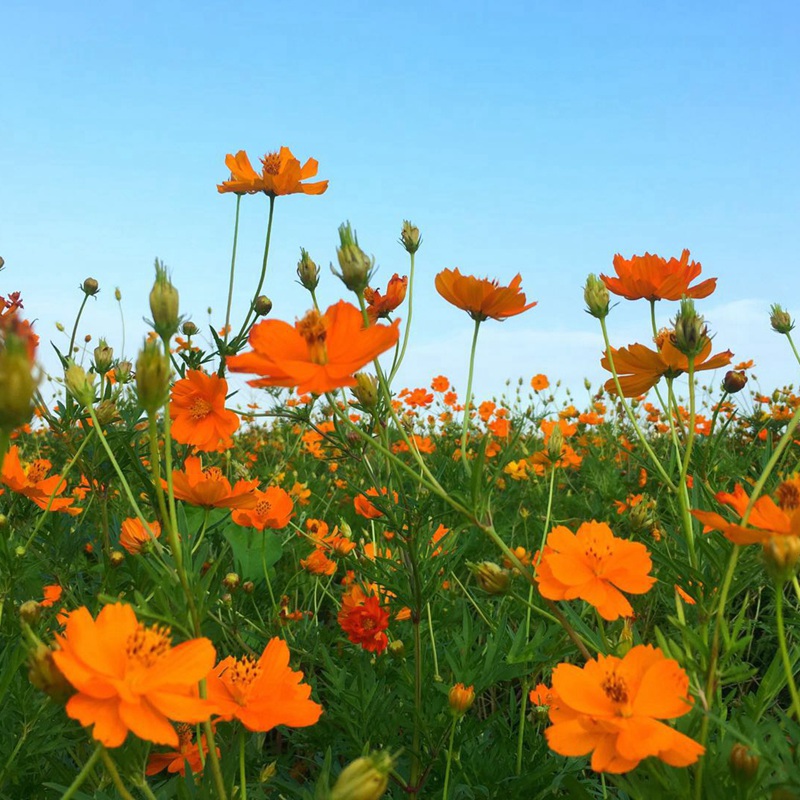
xmin=332 ymin=222 xmax=375 ymax=294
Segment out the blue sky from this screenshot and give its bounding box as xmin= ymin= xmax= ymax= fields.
xmin=2 ymin=1 xmax=799 ymax=405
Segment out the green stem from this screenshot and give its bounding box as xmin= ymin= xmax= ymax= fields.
xmin=785 ymin=332 xmax=800 ymax=369
xmin=99 ymin=748 xmax=136 ymax=800
xmin=775 ymin=584 xmax=800 ymax=719
xmin=60 ymin=743 xmax=103 ymax=800
xmin=426 ymin=602 xmax=440 ymax=681
xmin=410 ymin=619 xmax=423 ymax=791
xmin=677 ymin=359 xmax=698 ymax=568
xmin=0 ymin=429 xmax=10 ymax=472
xmin=68 ymin=293 xmax=90 ymax=361
xmin=442 ymin=717 xmax=458 ymax=800
xmin=388 ymin=250 xmax=416 ymax=384
xmin=239 ymin=726 xmax=248 ymax=800
xmin=460 ymin=318 xmax=482 ymax=472
xmin=222 ymin=193 xmax=243 ymax=357
xmin=515 ymin=676 xmax=528 ymax=776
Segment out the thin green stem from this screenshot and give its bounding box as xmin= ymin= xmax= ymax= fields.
xmin=99 ymin=748 xmax=136 ymax=800
xmin=460 ymin=318 xmax=482 ymax=472
xmin=676 ymin=359 xmax=698 ymax=568
xmin=785 ymin=332 xmax=800 ymax=369
xmin=222 ymin=194 xmax=243 ymax=355
xmin=203 ymin=718 xmax=227 ymax=800
xmin=388 ymin=250 xmax=416 ymax=384
xmin=60 ymin=743 xmax=102 ymax=800
xmin=515 ymin=676 xmax=528 ymax=776
xmin=68 ymin=293 xmax=90 ymax=361
xmin=410 ymin=619 xmax=423 ymax=791
xmin=442 ymin=717 xmax=458 ymax=800
xmin=239 ymin=726 xmax=248 ymax=800
xmin=775 ymin=584 xmax=800 ymax=719
xmin=426 ymin=602 xmax=440 ymax=681
xmin=0 ymin=429 xmax=10 ymax=472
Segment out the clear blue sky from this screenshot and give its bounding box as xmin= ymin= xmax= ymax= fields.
xmin=2 ymin=1 xmax=799 ymax=404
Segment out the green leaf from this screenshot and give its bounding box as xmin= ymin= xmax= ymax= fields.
xmin=221 ymin=523 xmax=282 ymax=580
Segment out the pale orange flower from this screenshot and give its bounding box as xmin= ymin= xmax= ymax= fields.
xmin=170 ymin=370 xmax=239 ymax=452
xmin=535 ymin=521 xmax=655 ymax=620
xmin=600 ymin=249 xmax=716 ymax=302
xmin=435 ymin=268 xmax=537 ymax=322
xmin=52 ymin=603 xmax=215 ymax=747
xmin=217 ymin=147 xmax=328 ymax=197
xmin=119 ymin=517 xmax=162 ymax=554
xmin=167 ymin=457 xmax=259 ymax=509
xmin=231 ymin=487 xmax=293 ymax=530
xmin=544 ymin=645 xmax=704 ymax=773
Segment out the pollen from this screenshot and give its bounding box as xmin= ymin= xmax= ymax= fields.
xmin=776 ymin=478 xmax=800 ymax=511
xmin=261 ymin=151 xmax=281 ymax=175
xmin=203 ymin=466 xmax=225 ymax=482
xmin=189 ymin=397 xmax=213 ymax=420
xmin=25 ymin=460 xmax=50 ymax=484
xmin=601 ymin=671 xmax=629 ymax=705
xmin=255 ymin=499 xmax=272 ymax=517
xmin=126 ymin=622 xmax=172 ymax=668
xmin=296 ymin=310 xmax=329 ymax=365
xmin=227 ymin=656 xmax=262 ymax=700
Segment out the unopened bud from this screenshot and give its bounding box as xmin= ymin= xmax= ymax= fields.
xmin=65 ymin=362 xmax=95 ymax=407
xmin=82 ymin=277 xmax=99 ymax=296
xmin=472 ymin=561 xmax=511 ymax=595
xmin=448 ymin=682 xmax=475 ymax=716
xmin=770 ymin=303 xmax=795 ymax=335
xmin=114 ymin=287 xmax=122 ymax=302
xmin=182 ymin=321 xmax=198 ymax=336
xmin=94 ymin=399 xmax=118 ymax=426
xmin=242 ymin=580 xmax=255 ymax=594
xmin=723 ymin=370 xmax=747 ymax=394
xmin=297 ymin=248 xmax=320 ymax=292
xmin=223 ymin=572 xmax=241 ymax=591
xmin=259 ymin=761 xmax=278 ymax=782
xmin=331 ymin=751 xmax=393 ymax=800
xmin=387 ymin=640 xmax=405 ymax=660
xmin=135 ymin=340 xmax=170 ymax=415
xmin=672 ymin=298 xmax=709 ymax=358
xmin=729 ymin=743 xmax=759 ymax=786
xmin=332 ymin=222 xmax=375 ymax=294
xmin=617 ymin=617 xmax=634 ymax=656
xmin=0 ymin=332 xmax=37 ymax=431
xmin=93 ymin=339 xmax=113 ymax=374
xmin=19 ymin=600 xmax=41 ymax=625
xmin=149 ymin=259 xmax=180 ymax=339
xmin=399 ymin=220 xmax=421 ymax=254
xmin=254 ymin=295 xmax=273 ymax=316
xmin=221 ymin=593 xmax=233 ymax=607
xmin=0 ymin=256 xmax=5 ymax=270
xmin=583 ymin=274 xmax=610 ymax=319
xmin=114 ymin=360 xmax=133 ymax=384
xmin=547 ymin=425 xmax=565 ymax=462
xmin=28 ymin=642 xmax=72 ymax=701
xmin=109 ymin=550 xmax=125 ymax=568
xmin=352 ymin=372 xmax=379 ymax=409
xmin=763 ymin=536 xmax=800 ymax=584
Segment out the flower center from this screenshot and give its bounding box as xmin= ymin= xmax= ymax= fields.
xmin=255 ymin=499 xmax=272 ymax=517
xmin=176 ymin=723 xmax=194 ymax=748
xmin=126 ymin=622 xmax=172 ymax=668
xmin=190 ymin=397 xmax=213 ymax=420
xmin=583 ymin=536 xmax=613 ymax=575
xmin=227 ymin=656 xmax=262 ymax=702
xmin=25 ymin=460 xmax=49 ymax=484
xmin=261 ymin=151 xmax=281 ymax=175
xmin=601 ymin=671 xmax=629 ymax=705
xmin=296 ymin=310 xmax=328 ymax=365
xmin=203 ymin=467 xmax=225 ymax=482
xmin=777 ymin=479 xmax=800 ymax=511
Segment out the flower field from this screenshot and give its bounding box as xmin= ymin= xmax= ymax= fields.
xmin=2 ymin=147 xmax=800 ymax=799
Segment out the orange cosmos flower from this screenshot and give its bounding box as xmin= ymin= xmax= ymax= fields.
xmin=338 ymin=584 xmax=390 ymax=654
xmin=52 ymin=603 xmax=216 ymax=747
xmin=168 ymin=457 xmax=259 ymax=509
xmin=544 ymin=644 xmax=704 ymax=773
xmin=431 ymin=375 xmax=450 ymax=392
xmin=364 ymin=273 xmax=407 ymax=323
xmin=601 ymin=331 xmax=733 ymax=397
xmin=40 ymin=584 xmax=63 ymax=608
xmin=435 ymin=268 xmax=537 ymax=322
xmin=300 ymin=547 xmax=337 ymax=575
xmin=1 ymin=445 xmax=80 ymax=515
xmin=119 ymin=517 xmax=162 ymax=554
xmin=600 ymin=249 xmax=716 ymax=302
xmin=227 ymin=301 xmax=400 ymax=396
xmin=535 ymin=521 xmax=655 ymax=620
xmin=170 ymin=370 xmax=240 ymax=453
xmin=531 ymin=373 xmax=550 ymax=391
xmin=353 ymin=486 xmax=398 ymax=519
xmin=231 ymin=486 xmax=293 ymax=530
xmin=205 ymin=637 xmax=322 ymax=732
xmin=146 ymin=723 xmax=218 ymax=778
xmin=217 ymin=147 xmax=328 ymax=197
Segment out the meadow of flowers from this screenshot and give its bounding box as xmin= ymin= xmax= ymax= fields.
xmin=2 ymin=147 xmax=800 ymax=800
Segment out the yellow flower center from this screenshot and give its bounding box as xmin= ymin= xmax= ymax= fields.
xmin=25 ymin=460 xmax=49 ymax=484
xmin=176 ymin=723 xmax=194 ymax=748
xmin=777 ymin=479 xmax=800 ymax=511
xmin=203 ymin=467 xmax=225 ymax=482
xmin=126 ymin=622 xmax=172 ymax=668
xmin=583 ymin=536 xmax=614 ymax=575
xmin=261 ymin=151 xmax=281 ymax=175
xmin=255 ymin=498 xmax=272 ymax=517
xmin=296 ymin=310 xmax=329 ymax=365
xmin=601 ymin=671 xmax=629 ymax=705
xmin=227 ymin=656 xmax=262 ymax=703
xmin=190 ymin=397 xmax=213 ymax=420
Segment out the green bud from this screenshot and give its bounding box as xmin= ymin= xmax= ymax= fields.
xmin=583 ymin=274 xmax=610 ymax=319
xmin=671 ymin=298 xmax=709 ymax=357
xmin=65 ymin=361 xmax=96 ymax=407
xmin=135 ymin=340 xmax=170 ymax=415
xmin=399 ymin=220 xmax=421 ymax=254
xmin=770 ymin=303 xmax=795 ymax=335
xmin=82 ymin=277 xmax=99 ymax=296
xmin=331 ymin=752 xmax=393 ymax=800
xmin=149 ymin=259 xmax=180 ymax=340
xmin=332 ymin=222 xmax=375 ymax=294
xmin=297 ymin=248 xmax=320 ymax=292
xmin=93 ymin=339 xmax=113 ymax=374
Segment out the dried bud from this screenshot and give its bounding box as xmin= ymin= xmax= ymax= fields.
xmin=135 ymin=340 xmax=170 ymax=415
xmin=28 ymin=642 xmax=72 ymax=701
xmin=149 ymin=259 xmax=180 ymax=339
xmin=763 ymin=536 xmax=800 ymax=584
xmin=297 ymin=248 xmax=320 ymax=292
xmin=64 ymin=362 xmax=96 ymax=407
xmin=254 ymin=295 xmax=273 ymax=316
xmin=93 ymin=339 xmax=113 ymax=374
xmin=352 ymin=372 xmax=379 ymax=409
xmin=770 ymin=303 xmax=795 ymax=335
xmin=448 ymin=682 xmax=476 ymax=716
xmin=182 ymin=321 xmax=198 ymax=336
xmin=82 ymin=277 xmax=99 ymax=296
xmin=722 ymin=370 xmax=747 ymax=394
xmin=223 ymin=572 xmax=241 ymax=591
xmin=671 ymin=298 xmax=709 ymax=358
xmin=332 ymin=222 xmax=375 ymax=294
xmin=399 ymin=220 xmax=421 ymax=254
xmin=109 ymin=550 xmax=125 ymax=568
xmin=19 ymin=600 xmax=41 ymax=625
xmin=729 ymin=743 xmax=759 ymax=786
xmin=331 ymin=751 xmax=393 ymax=800
xmin=0 ymin=330 xmax=37 ymax=431
xmin=583 ymin=274 xmax=610 ymax=319
xmin=472 ymin=561 xmax=511 ymax=595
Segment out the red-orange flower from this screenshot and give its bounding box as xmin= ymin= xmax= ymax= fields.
xmin=338 ymin=584 xmax=390 ymax=654
xmin=168 ymin=457 xmax=259 ymax=509
xmin=231 ymin=487 xmax=293 ymax=530
xmin=300 ymin=547 xmax=337 ymax=575
xmin=170 ymin=370 xmax=239 ymax=452
xmin=535 ymin=521 xmax=655 ymax=620
xmin=435 ymin=268 xmax=537 ymax=322
xmin=119 ymin=517 xmax=162 ymax=554
xmin=52 ymin=603 xmax=216 ymax=747
xmin=600 ymin=249 xmax=716 ymax=302
xmin=601 ymin=332 xmax=733 ymax=397
xmin=205 ymin=637 xmax=322 ymax=732
xmin=217 ymin=147 xmax=328 ymax=197
xmin=227 ymin=301 xmax=400 ymax=396
xmin=364 ymin=273 xmax=408 ymax=323
xmin=544 ymin=645 xmax=704 ymax=773
xmin=1 ymin=445 xmax=80 ymax=515
xmin=146 ymin=723 xmax=217 ymax=777
xmin=40 ymin=584 xmax=63 ymax=608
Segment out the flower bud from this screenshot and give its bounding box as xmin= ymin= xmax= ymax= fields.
xmin=28 ymin=642 xmax=72 ymax=701
xmin=0 ymin=256 xmax=5 ymax=270
xmin=448 ymin=682 xmax=475 ymax=716
xmin=297 ymin=248 xmax=320 ymax=292
xmin=331 ymin=751 xmax=393 ymax=800
xmin=93 ymin=339 xmax=113 ymax=374
xmin=95 ymin=399 xmax=118 ymax=426
xmin=109 ymin=550 xmax=125 ymax=568
xmin=223 ymin=572 xmax=241 ymax=591
xmin=763 ymin=536 xmax=800 ymax=584
xmin=472 ymin=561 xmax=511 ymax=595
xmin=182 ymin=321 xmax=199 ymax=336
xmin=352 ymin=372 xmax=379 ymax=409
xmin=242 ymin=580 xmax=255 ymax=594
xmin=65 ymin=362 xmax=96 ymax=407
xmin=114 ymin=287 xmax=122 ymax=302
xmin=259 ymin=761 xmax=278 ymax=782
xmin=149 ymin=259 xmax=180 ymax=340
xmin=114 ymin=360 xmax=133 ymax=384
xmin=0 ymin=330 xmax=37 ymax=431
xmin=19 ymin=600 xmax=41 ymax=625
xmin=770 ymin=303 xmax=795 ymax=335
xmin=583 ymin=274 xmax=610 ymax=319
xmin=332 ymin=222 xmax=375 ymax=294
xmin=399 ymin=220 xmax=421 ymax=254
xmin=729 ymin=743 xmax=759 ymax=786
xmin=672 ymin=298 xmax=709 ymax=358
xmin=82 ymin=277 xmax=99 ymax=296
xmin=547 ymin=424 xmax=565 ymax=462
xmin=135 ymin=340 xmax=170 ymax=415
xmin=254 ymin=295 xmax=273 ymax=316
xmin=722 ymin=370 xmax=747 ymax=394
xmin=387 ymin=639 xmax=405 ymax=660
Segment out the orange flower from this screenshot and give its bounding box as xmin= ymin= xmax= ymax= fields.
xmin=431 ymin=375 xmax=450 ymax=392
xmin=601 ymin=332 xmax=733 ymax=397
xmin=338 ymin=584 xmax=390 ymax=654
xmin=354 ymin=487 xmax=398 ymax=519
xmin=205 ymin=637 xmax=322 ymax=732
xmin=40 ymin=584 xmax=63 ymax=608
xmin=170 ymin=370 xmax=240 ymax=452
xmin=600 ymin=249 xmax=716 ymax=302
xmin=403 ymin=387 xmax=433 ymax=408
xmin=364 ymin=274 xmax=407 ymax=323
xmin=435 ymin=268 xmax=537 ymax=322
xmin=217 ymin=147 xmax=328 ymax=197
xmin=119 ymin=517 xmax=162 ymax=554
xmin=544 ymin=645 xmax=704 ymax=773
xmin=146 ymin=723 xmax=217 ymax=777
xmin=535 ymin=521 xmax=655 ymax=620
xmin=168 ymin=457 xmax=259 ymax=509
xmin=227 ymin=301 xmax=400 ymax=396
xmin=1 ymin=445 xmax=80 ymax=515
xmin=531 ymin=373 xmax=549 ymax=391
xmin=300 ymin=548 xmax=337 ymax=575
xmin=52 ymin=603 xmax=216 ymax=747
xmin=231 ymin=487 xmax=293 ymax=530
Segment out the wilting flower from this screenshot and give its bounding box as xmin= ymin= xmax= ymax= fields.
xmin=231 ymin=486 xmax=293 ymax=530
xmin=1 ymin=446 xmax=80 ymax=515
xmin=364 ymin=274 xmax=408 ymax=323
xmin=167 ymin=457 xmax=259 ymax=509
xmin=601 ymin=331 xmax=732 ymax=397
xmin=544 ymin=644 xmax=705 ymax=773
xmin=227 ymin=301 xmax=400 ymax=396
xmin=338 ymin=584 xmax=390 ymax=654
xmin=170 ymin=370 xmax=240 ymax=452
xmin=535 ymin=521 xmax=655 ymax=620
xmin=146 ymin=723 xmax=217 ymax=777
xmin=52 ymin=603 xmax=216 ymax=747
xmin=119 ymin=517 xmax=162 ymax=554
xmin=600 ymin=249 xmax=716 ymax=302
xmin=217 ymin=148 xmax=328 ymax=197
xmin=205 ymin=637 xmax=322 ymax=732
xmin=435 ymin=268 xmax=537 ymax=322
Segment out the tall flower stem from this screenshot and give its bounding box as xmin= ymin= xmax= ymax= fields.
xmin=775 ymin=584 xmax=800 ymax=719
xmin=239 ymin=727 xmax=248 ymax=800
xmin=410 ymin=617 xmax=424 ymax=793
xmin=99 ymin=748 xmax=136 ymax=800
xmin=676 ymin=359 xmax=698 ymax=568
xmin=67 ymin=293 xmax=90 ymax=362
xmin=785 ymin=332 xmax=800 ymax=369
xmin=442 ymin=717 xmax=458 ymax=800
xmin=460 ymin=318 xmax=482 ymax=472
xmin=61 ymin=743 xmax=102 ymax=800
xmin=389 ymin=250 xmax=416 ymax=384
xmin=219 ymin=194 xmax=243 ymax=373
